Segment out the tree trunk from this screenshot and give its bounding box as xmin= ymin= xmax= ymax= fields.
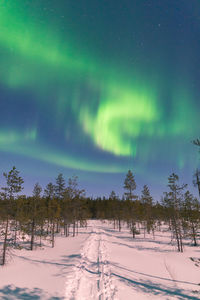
xmin=47 ymin=220 xmax=49 ymax=235
xmin=76 ymin=221 xmax=79 ymax=235
xmin=152 ymin=227 xmax=155 ymax=240
xmin=40 ymin=223 xmax=43 ymax=247
xmin=56 ymin=220 xmax=59 ymax=233
xmin=2 ymin=217 xmax=9 ymax=265
xmin=73 ymin=222 xmax=76 ymax=237
xmin=196 ymin=172 xmax=200 ymax=198
xmin=67 ymin=224 xmax=70 ymax=236
xmin=118 ymin=219 xmax=121 ymax=232
xmin=65 ymin=224 xmax=68 ymax=237
xmin=14 ymin=220 xmax=18 ymax=246
xmin=179 ymin=227 xmax=183 ymax=253
xmin=143 ymin=222 xmax=146 ymax=238
xmin=173 ymin=219 xmax=180 ymax=252
xmin=52 ymin=222 xmax=55 ymax=248
xmin=30 ymin=219 xmax=35 ymax=251
xmin=191 ymin=223 xmax=197 ymax=246
xmin=132 ymin=220 xmax=135 ymax=238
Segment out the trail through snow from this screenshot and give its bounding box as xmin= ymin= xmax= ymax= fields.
xmin=0 ymin=220 xmax=200 ymax=299
xmin=64 ymin=221 xmax=200 ymax=300
xmin=65 ymin=222 xmax=117 ymax=300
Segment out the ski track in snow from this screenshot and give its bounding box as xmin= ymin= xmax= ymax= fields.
xmin=65 ymin=223 xmax=117 ymax=300
xmin=163 ymin=257 xmax=178 ymax=289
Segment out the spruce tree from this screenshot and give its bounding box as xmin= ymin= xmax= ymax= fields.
xmin=109 ymin=190 xmax=117 ymax=200
xmin=1 ymin=167 xmax=24 ymax=265
xmin=141 ymin=185 xmax=154 ymax=235
xmin=30 ymin=183 xmax=42 ymax=250
xmin=182 ymin=191 xmax=199 ymax=246
xmin=163 ymin=173 xmax=187 ymax=252
xmin=44 ymin=182 xmax=55 ymax=199
xmin=1 ymin=166 xmax=24 ymax=199
xmin=55 ymin=173 xmax=65 ymax=199
xmin=193 ymin=169 xmax=200 ymax=198
xmin=124 ymin=170 xmax=137 ymax=200
xmin=33 ymin=182 xmax=42 ymax=198
xmin=64 ymin=176 xmax=85 ymax=237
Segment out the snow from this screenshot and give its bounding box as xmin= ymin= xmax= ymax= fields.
xmin=65 ymin=225 xmax=116 ymax=299
xmin=0 ymin=220 xmax=200 ymax=299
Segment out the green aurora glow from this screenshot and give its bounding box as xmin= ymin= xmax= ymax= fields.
xmin=0 ymin=0 xmax=199 ymax=194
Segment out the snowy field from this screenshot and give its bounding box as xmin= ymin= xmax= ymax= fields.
xmin=0 ymin=220 xmax=200 ymax=299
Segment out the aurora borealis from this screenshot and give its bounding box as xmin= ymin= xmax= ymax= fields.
xmin=0 ymin=0 xmax=199 ymax=197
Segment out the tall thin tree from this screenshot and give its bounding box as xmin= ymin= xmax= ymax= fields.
xmin=193 ymin=169 xmax=200 ymax=198
xmin=1 ymin=167 xmax=24 ymax=265
xmin=124 ymin=170 xmax=137 ymax=200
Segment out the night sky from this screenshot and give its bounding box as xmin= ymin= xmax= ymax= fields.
xmin=0 ymin=0 xmax=199 ymax=198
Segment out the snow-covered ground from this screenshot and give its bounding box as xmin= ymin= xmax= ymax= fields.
xmin=0 ymin=220 xmax=200 ymax=299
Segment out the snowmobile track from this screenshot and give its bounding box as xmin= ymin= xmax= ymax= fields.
xmin=65 ymin=223 xmax=117 ymax=300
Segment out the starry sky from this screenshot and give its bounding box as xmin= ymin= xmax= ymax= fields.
xmin=0 ymin=0 xmax=199 ymax=198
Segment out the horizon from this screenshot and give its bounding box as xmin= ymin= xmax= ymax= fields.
xmin=0 ymin=165 xmax=199 ymax=203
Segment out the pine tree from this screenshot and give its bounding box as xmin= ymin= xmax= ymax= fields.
xmin=141 ymin=185 xmax=154 ymax=235
xmin=54 ymin=174 xmax=65 ymax=232
xmin=163 ymin=173 xmax=187 ymax=252
xmin=193 ymin=169 xmax=200 ymax=198
xmin=1 ymin=166 xmax=24 ymax=199
xmin=44 ymin=182 xmax=55 ymax=199
xmin=48 ymin=197 xmax=61 ymax=247
xmin=124 ymin=170 xmax=137 ymax=200
xmin=109 ymin=191 xmax=120 ymax=229
xmin=109 ymin=190 xmax=117 ymax=200
xmin=64 ymin=176 xmax=85 ymax=237
xmin=33 ymin=183 xmax=42 ymax=198
xmin=30 ymin=183 xmax=42 ymax=250
xmin=182 ymin=191 xmax=200 ymax=246
xmin=1 ymin=167 xmax=24 ymax=265
xmin=55 ymin=173 xmax=65 ymax=199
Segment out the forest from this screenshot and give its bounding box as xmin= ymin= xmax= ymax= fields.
xmin=0 ymin=140 xmax=199 ymax=266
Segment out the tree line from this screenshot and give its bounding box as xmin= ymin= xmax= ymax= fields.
xmin=0 ymin=140 xmax=199 ymax=264
xmin=0 ymin=169 xmax=89 ymax=265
